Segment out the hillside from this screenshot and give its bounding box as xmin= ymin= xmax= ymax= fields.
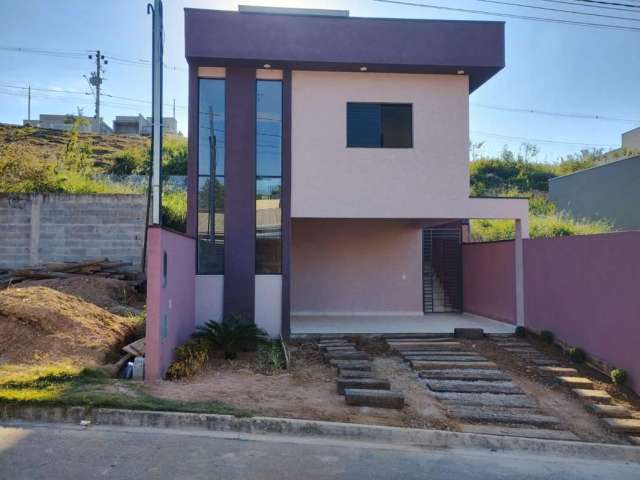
xmin=0 ymin=123 xmax=150 ymax=170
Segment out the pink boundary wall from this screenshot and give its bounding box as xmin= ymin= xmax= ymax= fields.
xmin=145 ymin=227 xmax=196 ymax=381
xmin=462 ymin=241 xmax=516 ymax=324
xmin=524 ymin=232 xmax=640 ymax=393
xmin=463 ymin=232 xmax=640 ymax=393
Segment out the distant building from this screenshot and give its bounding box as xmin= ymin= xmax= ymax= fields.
xmin=24 ymin=114 xmax=112 ymax=134
xmin=606 ymin=126 xmax=640 ymax=160
xmin=549 ymin=154 xmax=640 ymax=231
xmin=112 ymin=114 xmax=178 ymax=136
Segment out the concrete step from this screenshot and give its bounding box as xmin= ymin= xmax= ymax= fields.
xmin=557 ymin=376 xmax=594 ymax=389
xmin=460 ymin=424 xmax=579 ymax=441
xmin=337 ymin=377 xmax=390 ymax=395
xmin=589 ymin=404 xmax=632 ymax=419
xmin=538 ymin=366 xmax=578 ymax=375
xmin=324 ymin=352 xmax=371 ymax=363
xmin=344 ymin=389 xmax=405 ymax=409
xmin=410 ymin=360 xmax=497 ymax=370
xmin=454 ymin=328 xmax=484 ymax=339
xmin=321 ymin=346 xmax=357 ymax=352
xmin=419 ymin=369 xmax=511 ymax=382
xmin=319 ymin=341 xmax=352 ymax=347
xmin=504 ymin=348 xmax=540 ymax=354
xmin=629 ymin=437 xmax=640 ymax=446
xmin=404 ymin=355 xmax=488 ymax=363
xmin=572 ymin=389 xmax=613 ymax=404
xmin=385 ymin=337 xmax=451 ymax=343
xmin=425 ymin=380 xmax=523 ymax=395
xmin=448 ymin=407 xmax=561 ymax=427
xmin=603 ymin=418 xmax=640 ymax=434
xmin=432 ymin=392 xmax=537 ymax=408
xmin=329 ymin=360 xmax=372 ymax=371
xmin=338 ymin=369 xmax=376 ymax=379
xmin=389 ymin=342 xmax=461 ymax=350
xmin=400 ymin=351 xmax=481 ymax=357
xmin=530 ymin=358 xmax=559 ymax=366
xmin=493 ymin=342 xmax=531 ymax=347
xmin=396 ymin=346 xmax=465 ymax=353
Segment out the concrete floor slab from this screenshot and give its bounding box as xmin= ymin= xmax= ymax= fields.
xmin=291 ymin=313 xmax=514 ymax=335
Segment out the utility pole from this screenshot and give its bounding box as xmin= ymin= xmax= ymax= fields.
xmin=27 ymin=85 xmax=31 ymax=122
xmin=88 ymin=50 xmax=107 ymax=133
xmin=149 ymin=0 xmax=163 ymax=225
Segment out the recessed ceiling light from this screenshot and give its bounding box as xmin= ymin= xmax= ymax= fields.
xmin=263 ymin=63 xmax=272 ymax=69
xmin=457 ymin=69 xmax=465 ymax=75
xmin=360 ymin=66 xmax=367 ymax=71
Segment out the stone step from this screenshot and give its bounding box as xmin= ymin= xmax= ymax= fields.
xmin=538 ymin=366 xmax=579 ymax=375
xmin=603 ymin=418 xmax=640 ymax=434
xmin=404 ymin=355 xmax=488 ymax=363
xmin=432 ymin=392 xmax=537 ymax=408
xmin=419 ymin=369 xmax=511 ymax=382
xmin=338 ymin=369 xmax=376 ymax=379
xmin=448 ymin=407 xmax=561 ymax=427
xmin=460 ymin=424 xmax=579 ymax=441
xmin=530 ymin=359 xmax=559 ymax=366
xmin=454 ymin=328 xmax=484 ymax=339
xmin=572 ymin=389 xmax=613 ymax=404
xmin=396 ymin=346 xmax=465 ymax=353
xmin=329 ymin=360 xmax=372 ymax=371
xmin=344 ymin=389 xmax=405 ymax=409
xmin=589 ymin=404 xmax=632 ymax=419
xmin=493 ymin=342 xmax=531 ymax=347
xmin=324 ymin=352 xmax=371 ymax=363
xmin=410 ymin=360 xmax=497 ymax=370
xmin=389 ymin=342 xmax=461 ymax=349
xmin=337 ymin=377 xmax=390 ymax=395
xmin=425 ymin=380 xmax=523 ymax=395
xmin=400 ymin=350 xmax=480 ymax=357
xmin=318 ymin=340 xmax=351 ymax=345
xmin=557 ymin=376 xmax=593 ymax=389
xmin=504 ymin=348 xmax=540 ymax=354
xmin=321 ymin=346 xmax=357 ymax=352
xmin=386 ymin=337 xmax=451 ymax=343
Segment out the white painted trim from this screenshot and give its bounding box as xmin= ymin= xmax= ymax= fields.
xmin=292 ymin=311 xmax=424 ymax=317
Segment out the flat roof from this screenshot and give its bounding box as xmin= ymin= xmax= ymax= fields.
xmin=185 ymin=8 xmax=505 ymax=92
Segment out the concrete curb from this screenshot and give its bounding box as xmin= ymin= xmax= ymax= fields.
xmin=2 ymin=404 xmax=640 ymax=462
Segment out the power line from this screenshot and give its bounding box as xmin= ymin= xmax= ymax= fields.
xmin=472 ymin=103 xmax=640 ymax=123
xmin=371 ymin=0 xmax=640 ymax=32
xmin=575 ymin=0 xmax=640 ymax=8
xmin=471 ymin=130 xmax=616 ymax=147
xmin=469 ymin=0 xmax=640 ymax=22
xmin=537 ymin=0 xmax=640 ymax=13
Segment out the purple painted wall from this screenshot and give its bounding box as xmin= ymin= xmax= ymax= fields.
xmin=462 ymin=241 xmax=516 ymax=324
xmin=185 ymin=9 xmax=504 ymax=92
xmin=145 ymin=227 xmax=196 ymax=381
xmin=524 ymin=232 xmax=640 ymax=393
xmin=463 ymin=232 xmax=640 ymax=393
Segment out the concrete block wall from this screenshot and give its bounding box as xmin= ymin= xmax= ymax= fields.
xmin=0 ymin=193 xmax=147 ymax=269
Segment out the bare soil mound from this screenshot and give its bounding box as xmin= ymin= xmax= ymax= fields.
xmin=0 ymin=278 xmax=142 ymax=366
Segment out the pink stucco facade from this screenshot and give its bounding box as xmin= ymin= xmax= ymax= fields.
xmin=462 ymin=241 xmax=516 ymax=324
xmin=524 ymin=232 xmax=640 ymax=393
xmin=291 ymin=219 xmax=423 ymax=314
xmin=145 ymin=227 xmax=196 ymax=381
xmin=463 ymin=232 xmax=640 ymax=393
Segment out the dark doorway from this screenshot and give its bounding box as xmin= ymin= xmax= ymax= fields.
xmin=423 ymin=223 xmax=462 ymax=313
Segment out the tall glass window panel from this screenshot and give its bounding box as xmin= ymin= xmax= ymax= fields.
xmin=256 ymin=80 xmax=282 ymax=274
xmin=198 ymin=78 xmax=225 ymax=274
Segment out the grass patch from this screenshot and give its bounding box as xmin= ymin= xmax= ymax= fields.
xmin=0 ymin=362 xmax=251 ymax=417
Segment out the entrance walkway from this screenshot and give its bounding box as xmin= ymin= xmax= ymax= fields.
xmin=291 ymin=313 xmax=514 ymax=335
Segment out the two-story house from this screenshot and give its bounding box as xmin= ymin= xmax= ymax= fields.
xmin=145 ymin=6 xmax=528 ymax=380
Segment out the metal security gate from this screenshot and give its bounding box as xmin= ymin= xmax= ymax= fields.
xmin=423 ymin=224 xmax=462 ymax=313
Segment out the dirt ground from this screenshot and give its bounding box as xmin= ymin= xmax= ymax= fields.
xmin=146 ymin=340 xmax=457 ymax=429
xmin=0 ymin=277 xmax=144 ymax=367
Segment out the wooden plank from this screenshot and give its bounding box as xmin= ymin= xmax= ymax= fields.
xmin=461 ymin=424 xmax=579 ymax=441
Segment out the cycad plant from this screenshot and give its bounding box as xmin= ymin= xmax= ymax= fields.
xmin=193 ymin=314 xmax=268 ymax=359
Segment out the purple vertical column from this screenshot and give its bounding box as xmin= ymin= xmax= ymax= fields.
xmin=281 ymin=69 xmax=292 ymax=337
xmin=186 ymin=64 xmax=198 ymax=238
xmin=224 ymin=68 xmax=256 ymax=321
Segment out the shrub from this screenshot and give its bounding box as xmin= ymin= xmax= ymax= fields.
xmin=611 ymin=368 xmax=627 ymax=387
xmin=568 ymin=347 xmax=586 ymax=364
xmin=193 ymin=314 xmax=269 ymax=360
xmin=161 ymin=188 xmax=187 ymax=232
xmin=255 ymin=341 xmax=286 ymax=375
xmin=108 ymin=147 xmax=148 ymax=175
xmin=166 ymin=339 xmax=210 ymax=380
xmin=514 ymin=326 xmax=526 ymax=338
xmin=0 ymin=144 xmax=64 ymax=193
xmin=540 ymin=330 xmax=554 ymax=344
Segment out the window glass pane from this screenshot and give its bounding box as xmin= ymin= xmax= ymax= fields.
xmin=256 ymin=80 xmax=282 ymax=176
xmin=381 ymin=104 xmax=412 ymax=148
xmin=198 ymin=79 xmax=225 ymax=176
xmin=347 ymin=103 xmax=381 ymax=147
xmin=256 ymin=177 xmax=281 ymax=274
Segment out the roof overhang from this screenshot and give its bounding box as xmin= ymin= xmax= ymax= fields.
xmin=185 ymin=9 xmax=505 ymax=92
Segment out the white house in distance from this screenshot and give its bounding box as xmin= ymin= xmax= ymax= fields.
xmin=145 ymin=6 xmax=529 ymax=380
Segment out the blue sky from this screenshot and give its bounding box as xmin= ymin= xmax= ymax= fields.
xmin=1 ymin=0 xmax=639 ymax=162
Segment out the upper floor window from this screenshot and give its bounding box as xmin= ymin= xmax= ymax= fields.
xmin=346 ymin=103 xmax=412 ymax=148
